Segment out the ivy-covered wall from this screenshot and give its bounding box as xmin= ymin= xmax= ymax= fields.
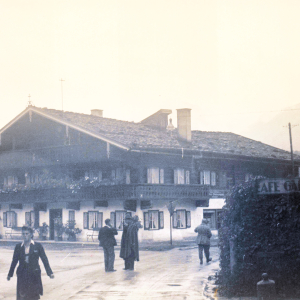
xmin=218 ymin=179 xmax=300 ymax=297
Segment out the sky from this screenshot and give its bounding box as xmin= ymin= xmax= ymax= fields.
xmin=1 ymin=0 xmax=300 ymax=150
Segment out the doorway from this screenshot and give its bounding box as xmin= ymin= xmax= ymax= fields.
xmin=49 ymin=209 xmax=62 ymax=240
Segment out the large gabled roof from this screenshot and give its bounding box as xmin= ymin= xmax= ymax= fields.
xmin=0 ymin=106 xmax=298 ymax=162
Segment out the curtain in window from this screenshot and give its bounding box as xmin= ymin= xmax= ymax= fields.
xmin=116 ymin=211 xmax=126 ymax=230
xmin=149 ymin=211 xmax=159 ymax=229
xmin=3 ymin=212 xmax=7 ymax=227
xmin=159 ymin=169 xmax=164 ymax=184
xmin=186 ymin=211 xmax=191 ymax=228
xmin=83 ymin=212 xmax=88 ymax=229
xmin=185 ymin=171 xmax=190 ymax=184
xmin=144 ymin=212 xmax=150 ymax=230
xmin=147 ymin=168 xmax=160 ymax=184
xmin=174 ymin=210 xmax=186 ymax=228
xmin=89 ymin=212 xmax=97 ymax=229
xmin=211 ymin=172 xmax=216 ymax=186
xmin=174 ymin=169 xmax=185 ymax=184
xmin=97 ymin=212 xmax=103 ymax=228
xmin=7 ymin=211 xmax=17 ymax=228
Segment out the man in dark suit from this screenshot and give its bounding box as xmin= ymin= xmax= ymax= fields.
xmin=98 ymin=218 xmax=118 ymax=272
xmin=7 ymin=226 xmax=54 ymax=300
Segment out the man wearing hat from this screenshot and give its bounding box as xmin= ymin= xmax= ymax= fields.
xmin=98 ymin=219 xmax=118 ymax=272
xmin=119 ymin=213 xmax=132 ymax=270
xmin=194 ymin=219 xmax=212 ymax=265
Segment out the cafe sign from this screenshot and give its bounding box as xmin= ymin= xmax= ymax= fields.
xmin=257 ymin=178 xmax=300 ymax=195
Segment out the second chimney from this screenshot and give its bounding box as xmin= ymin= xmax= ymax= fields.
xmin=177 ymin=108 xmax=191 ymax=142
xmin=91 ymin=109 xmax=103 ymax=117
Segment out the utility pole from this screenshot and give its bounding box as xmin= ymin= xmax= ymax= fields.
xmin=59 ymin=78 xmax=65 ymax=111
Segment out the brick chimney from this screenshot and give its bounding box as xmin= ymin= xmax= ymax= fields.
xmin=177 ymin=108 xmax=191 ymax=142
xmin=91 ymin=109 xmax=103 ymax=117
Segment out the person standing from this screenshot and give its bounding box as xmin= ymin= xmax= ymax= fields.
xmin=120 ymin=213 xmax=132 ymax=270
xmin=7 ymin=226 xmax=54 ymax=300
xmin=123 ymin=215 xmax=141 ymax=271
xmin=98 ymin=218 xmax=118 ymax=272
xmin=194 ymin=219 xmax=212 ymax=264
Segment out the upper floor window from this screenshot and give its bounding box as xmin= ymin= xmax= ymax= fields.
xmin=144 ymin=210 xmax=164 ymax=230
xmin=147 ymin=168 xmax=164 ymax=184
xmin=4 ymin=176 xmax=18 ymax=187
xmin=173 ymin=209 xmax=191 ymax=229
xmin=174 ymin=169 xmax=190 ymax=185
xmin=200 ymin=171 xmax=216 ymax=186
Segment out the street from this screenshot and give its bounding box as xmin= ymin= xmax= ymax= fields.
xmin=0 ymin=244 xmax=219 ymax=300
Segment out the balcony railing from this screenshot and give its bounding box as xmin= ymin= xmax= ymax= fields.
xmin=0 ymin=184 xmax=210 ymax=202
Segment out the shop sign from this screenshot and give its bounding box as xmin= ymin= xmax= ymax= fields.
xmin=257 ymin=178 xmax=300 ymax=195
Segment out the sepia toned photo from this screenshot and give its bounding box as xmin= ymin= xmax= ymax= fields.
xmin=1 ymin=1 xmax=300 ymax=299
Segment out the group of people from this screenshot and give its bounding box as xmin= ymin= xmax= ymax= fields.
xmin=98 ymin=213 xmax=142 ymax=272
xmin=6 ymin=216 xmax=211 ymax=300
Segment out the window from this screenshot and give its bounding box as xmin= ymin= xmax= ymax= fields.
xmin=144 ymin=210 xmax=164 ymax=230
xmin=111 ymin=211 xmax=131 ymax=230
xmin=203 ymin=209 xmax=223 ymax=230
xmin=3 ymin=211 xmax=17 ymax=228
xmin=185 ymin=171 xmax=190 ymax=184
xmin=25 ymin=211 xmax=35 ymax=227
xmin=147 ymin=168 xmax=164 ymax=184
xmin=200 ymin=171 xmax=216 ymax=186
xmin=173 ymin=209 xmax=191 ymax=229
xmin=83 ymin=211 xmax=103 ymax=229
xmin=4 ymin=176 xmax=18 ymax=187
xmin=174 ymin=169 xmax=185 ymax=184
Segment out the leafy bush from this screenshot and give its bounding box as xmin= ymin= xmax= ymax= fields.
xmin=218 ymin=179 xmax=300 ymax=297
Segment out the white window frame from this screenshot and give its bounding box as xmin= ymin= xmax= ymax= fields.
xmin=174 ymin=168 xmax=185 ymax=185
xmin=147 ymin=168 xmax=164 ymax=184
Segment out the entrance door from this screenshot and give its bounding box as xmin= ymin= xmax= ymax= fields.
xmin=49 ymin=209 xmax=62 ymax=240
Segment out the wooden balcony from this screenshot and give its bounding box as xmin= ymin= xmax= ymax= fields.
xmin=0 ymin=184 xmax=210 ymax=203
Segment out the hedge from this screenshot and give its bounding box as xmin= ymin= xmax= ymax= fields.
xmin=218 ymin=179 xmax=300 ymax=297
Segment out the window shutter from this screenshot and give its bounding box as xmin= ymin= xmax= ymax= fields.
xmin=144 ymin=212 xmax=149 ymax=230
xmin=159 ymin=212 xmax=164 ymax=229
xmin=110 ymin=212 xmax=116 ymax=228
xmin=173 ymin=211 xmax=178 ymax=228
xmin=3 ymin=212 xmax=7 ymax=227
xmin=160 ymin=169 xmax=164 ymax=184
xmin=186 ymin=211 xmax=191 ymax=228
xmin=200 ymin=171 xmax=204 ymax=185
xmin=97 ymin=212 xmax=103 ymax=228
xmin=83 ymin=212 xmax=88 ymax=229
xmin=13 ymin=212 xmax=17 ymax=227
xmin=25 ymin=212 xmax=31 ymax=226
xmin=174 ymin=169 xmax=178 ymax=184
xmin=30 ymin=211 xmax=35 ymax=228
xmin=126 ymin=169 xmax=130 ymax=184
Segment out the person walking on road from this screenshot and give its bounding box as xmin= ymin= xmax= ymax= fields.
xmin=98 ymin=218 xmax=118 ymax=272
xmin=195 ymin=219 xmax=212 ymax=265
xmin=121 ymin=215 xmax=141 ymax=270
xmin=7 ymin=225 xmax=54 ymax=300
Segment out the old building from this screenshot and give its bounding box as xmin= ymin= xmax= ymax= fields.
xmin=0 ymin=105 xmax=298 ymax=242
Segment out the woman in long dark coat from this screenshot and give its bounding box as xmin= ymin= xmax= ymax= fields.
xmin=7 ymin=226 xmax=54 ymax=300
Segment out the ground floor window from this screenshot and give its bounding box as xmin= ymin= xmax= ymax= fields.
xmin=173 ymin=209 xmax=191 ymax=229
xmin=203 ymin=209 xmax=222 ymax=229
xmin=25 ymin=211 xmax=35 ymax=227
xmin=110 ymin=211 xmax=132 ymax=230
xmin=144 ymin=210 xmax=164 ymax=230
xmin=83 ymin=211 xmax=103 ymax=229
xmin=3 ymin=211 xmax=17 ymax=228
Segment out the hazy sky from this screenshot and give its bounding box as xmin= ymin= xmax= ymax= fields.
xmin=1 ymin=0 xmax=300 ymax=149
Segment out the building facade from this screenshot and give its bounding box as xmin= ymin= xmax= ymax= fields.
xmin=0 ymin=106 xmax=298 ymax=242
